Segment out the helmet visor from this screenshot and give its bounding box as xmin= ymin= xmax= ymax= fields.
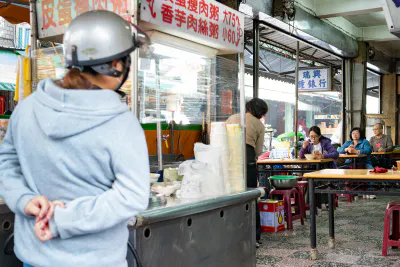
xmin=131 ymin=23 xmax=151 ymax=55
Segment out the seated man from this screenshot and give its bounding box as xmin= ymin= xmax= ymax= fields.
xmin=370 ymin=123 xmax=393 ymax=152
xmin=370 ymin=122 xmax=393 ymax=171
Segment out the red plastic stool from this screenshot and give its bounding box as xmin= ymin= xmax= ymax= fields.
xmin=340 ymin=182 xmax=356 ymax=203
xmin=296 ymin=181 xmax=308 ymax=218
xmin=269 ymin=187 xmax=304 ymax=230
xmin=382 ymin=202 xmax=400 ymax=256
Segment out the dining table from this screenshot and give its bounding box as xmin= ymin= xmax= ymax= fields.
xmin=257 ymin=158 xmax=334 ymax=188
xmin=338 ymin=154 xmax=367 ymax=169
xmin=304 ymin=169 xmax=400 ymax=260
xmin=371 ymin=151 xmax=393 ymax=168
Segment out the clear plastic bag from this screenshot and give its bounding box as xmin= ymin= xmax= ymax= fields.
xmin=178 ymin=160 xmax=225 ymax=198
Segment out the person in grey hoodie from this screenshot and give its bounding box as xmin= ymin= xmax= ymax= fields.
xmin=0 ymin=11 xmax=151 ymax=267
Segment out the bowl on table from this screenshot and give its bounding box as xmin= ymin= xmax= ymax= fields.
xmin=269 ymin=175 xmax=298 ymax=189
xmin=151 ymin=181 xmax=181 ymax=197
xmin=304 ymin=154 xmax=315 ymax=160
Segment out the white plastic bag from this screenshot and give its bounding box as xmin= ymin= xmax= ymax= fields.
xmin=178 ymin=160 xmax=225 ymax=198
xmin=194 ymin=143 xmax=224 ymax=177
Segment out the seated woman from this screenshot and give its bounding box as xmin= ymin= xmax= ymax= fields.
xmin=299 ymin=126 xmax=338 ymax=215
xmin=337 ymin=127 xmax=373 ymax=169
xmin=338 ymin=128 xmax=375 ymax=199
xmin=300 ymin=126 xmax=339 ymax=161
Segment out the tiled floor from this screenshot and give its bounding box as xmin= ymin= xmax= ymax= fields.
xmin=257 ymin=196 xmax=400 ymax=267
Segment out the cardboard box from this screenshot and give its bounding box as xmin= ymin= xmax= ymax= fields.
xmin=259 ymin=200 xmax=285 ymax=233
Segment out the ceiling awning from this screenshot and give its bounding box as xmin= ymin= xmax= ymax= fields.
xmin=244 ymin=74 xmax=321 ymax=112
xmin=0 ymin=82 xmax=15 ymax=91
xmin=0 ymin=1 xmax=30 ymax=24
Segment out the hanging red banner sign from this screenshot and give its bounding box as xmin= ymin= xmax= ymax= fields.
xmin=141 ymin=0 xmax=244 ymax=53
xmin=37 ymin=0 xmax=131 ymax=39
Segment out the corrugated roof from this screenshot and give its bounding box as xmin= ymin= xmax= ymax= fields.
xmin=244 ymin=17 xmax=342 ymax=68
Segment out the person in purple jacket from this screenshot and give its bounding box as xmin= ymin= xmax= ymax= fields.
xmin=299 ymin=126 xmax=339 ymax=161
xmin=299 ymin=126 xmax=338 ymax=216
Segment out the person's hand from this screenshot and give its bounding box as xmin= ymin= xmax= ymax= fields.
xmin=302 ymin=140 xmax=309 ymax=149
xmin=34 ymin=219 xmax=53 ymax=242
xmin=34 ymin=201 xmax=65 ymax=242
xmin=345 ymin=147 xmax=357 ymax=154
xmin=24 ymin=196 xmax=51 ymax=219
xmin=314 ymin=152 xmax=324 ymax=159
xmin=379 ymin=147 xmax=385 ymax=152
xmin=350 ymin=148 xmax=360 ymax=154
xmin=40 ymin=200 xmax=65 ymax=224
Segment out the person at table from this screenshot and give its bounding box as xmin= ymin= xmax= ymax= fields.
xmin=370 ymin=123 xmax=393 ymax=152
xmin=337 ymin=127 xmax=373 ymax=169
xmin=300 ymin=126 xmax=338 ymax=215
xmin=227 ymin=97 xmax=268 ymax=248
xmin=300 ymin=126 xmax=339 ymax=160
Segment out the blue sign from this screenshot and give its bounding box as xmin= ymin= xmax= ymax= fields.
xmin=298 ymin=68 xmax=330 ymax=91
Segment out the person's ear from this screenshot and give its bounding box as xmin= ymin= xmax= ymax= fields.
xmin=111 ymin=60 xmax=124 ymax=72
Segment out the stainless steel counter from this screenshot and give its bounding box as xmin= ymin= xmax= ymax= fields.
xmin=128 ymin=189 xmax=261 ymax=267
xmin=132 ymin=189 xmax=261 ymax=227
xmin=0 ymin=201 xmax=22 ymax=267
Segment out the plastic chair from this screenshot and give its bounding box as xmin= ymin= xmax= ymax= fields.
xmin=382 ymin=202 xmax=400 ymax=256
xmin=269 ymin=187 xmax=304 ymax=230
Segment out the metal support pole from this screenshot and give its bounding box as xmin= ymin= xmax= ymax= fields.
xmin=345 ymin=59 xmax=352 ymax=136
xmin=328 ymin=193 xmax=335 ymax=249
xmin=253 ymin=19 xmax=259 ymax=98
xmin=341 ymin=61 xmax=346 ymax=145
xmin=239 ymin=52 xmax=247 ymax=189
xmin=130 ymin=0 xmax=139 ymax=118
xmin=131 ymin=52 xmax=139 ymax=117
xmin=294 ymin=41 xmax=300 ymax=158
xmin=30 ymin=0 xmax=38 ymax=90
xmin=309 ymin=178 xmax=318 ymax=260
xmin=155 ymin=57 xmax=163 ymax=170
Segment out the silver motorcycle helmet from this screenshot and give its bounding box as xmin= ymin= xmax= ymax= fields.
xmin=63 ymin=10 xmax=150 ymax=94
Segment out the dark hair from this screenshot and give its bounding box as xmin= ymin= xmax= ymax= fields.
xmin=308 ymin=126 xmax=327 ymax=140
xmin=350 ymin=127 xmax=365 ymax=140
xmin=61 ymin=68 xmax=93 ymax=89
xmin=246 ymin=98 xmax=268 ymax=119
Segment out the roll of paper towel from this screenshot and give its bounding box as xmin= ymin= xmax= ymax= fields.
xmin=210 ymin=122 xmax=230 ymax=193
xmin=226 ymin=124 xmax=245 ymax=193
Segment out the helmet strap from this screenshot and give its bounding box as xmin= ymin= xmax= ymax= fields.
xmin=114 ymin=55 xmax=131 ymax=97
xmin=88 ymin=55 xmax=131 ymax=97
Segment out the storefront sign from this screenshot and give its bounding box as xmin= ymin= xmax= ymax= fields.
xmin=141 ymin=0 xmax=244 ymax=53
xmin=36 ymin=0 xmax=131 ymax=39
xmin=298 ymin=67 xmax=330 ymax=91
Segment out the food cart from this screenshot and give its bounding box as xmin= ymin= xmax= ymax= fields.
xmin=130 ymin=0 xmax=260 ymax=265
